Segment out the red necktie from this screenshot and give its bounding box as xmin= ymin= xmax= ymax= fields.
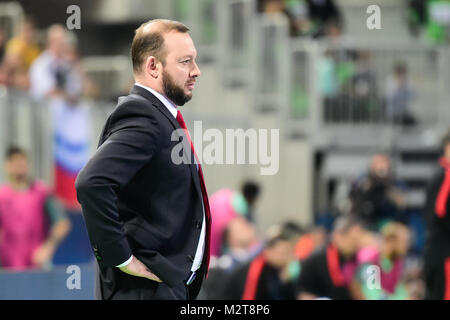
xmin=436 ymin=157 xmax=450 ymax=218
xmin=176 ymin=110 xmax=211 ymax=276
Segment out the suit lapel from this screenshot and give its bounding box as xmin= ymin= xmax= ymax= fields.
xmin=130 ymin=85 xmax=203 ymax=202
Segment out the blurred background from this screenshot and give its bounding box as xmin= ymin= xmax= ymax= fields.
xmin=0 ymin=0 xmax=449 ymax=300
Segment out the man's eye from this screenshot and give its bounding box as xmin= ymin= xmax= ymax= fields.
xmin=182 ymin=60 xmax=190 ymax=64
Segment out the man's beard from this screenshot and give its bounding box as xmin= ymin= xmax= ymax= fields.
xmin=162 ymin=70 xmax=192 ymax=106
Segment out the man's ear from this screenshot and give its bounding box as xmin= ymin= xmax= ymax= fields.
xmin=145 ymin=56 xmax=160 ymax=79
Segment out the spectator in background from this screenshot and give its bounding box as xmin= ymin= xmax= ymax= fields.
xmin=0 ymin=146 xmax=70 ymax=270
xmin=284 ymin=0 xmax=311 ymax=37
xmin=29 ymin=24 xmax=88 ymax=211
xmin=385 ymin=61 xmax=417 ymax=126
xmin=197 ymin=216 xmax=262 ymax=299
xmin=219 ymin=216 xmax=262 ymax=268
xmin=407 ymin=0 xmax=428 ymax=37
xmin=50 ymin=31 xmax=90 ymax=211
xmin=220 ymin=222 xmax=301 ymax=300
xmin=0 ymin=53 xmax=31 ymax=91
xmin=0 ymin=28 xmax=6 ymax=63
xmin=423 ymin=129 xmax=450 ymax=300
xmin=5 ymin=16 xmax=41 ymax=72
xmin=296 ymin=216 xmax=365 ymax=300
xmin=209 ymin=181 xmax=261 ymax=257
xmin=242 ymin=180 xmax=261 ymax=223
xmin=349 ymin=50 xmax=379 ymax=122
xmin=259 ymin=0 xmax=310 ymax=38
xmin=295 ymin=225 xmax=327 ymax=261
xmin=209 ymin=188 xmax=240 ymax=258
xmin=349 ymin=154 xmax=408 ymax=231
xmin=306 ymin=0 xmax=343 ymax=38
xmin=0 ymin=17 xmax=40 ymax=92
xmin=352 ymin=222 xmax=412 ymax=300
xmin=29 ymin=24 xmax=81 ymax=101
xmin=29 ymin=25 xmax=93 ymax=265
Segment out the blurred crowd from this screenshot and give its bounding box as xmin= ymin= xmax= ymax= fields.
xmin=196 ymin=129 xmax=450 ymax=300
xmin=0 ymin=16 xmax=97 ymax=97
xmin=319 ymin=51 xmax=418 ymax=126
xmin=258 ymin=0 xmax=343 ymax=39
xmin=0 ymin=18 xmax=96 ymax=270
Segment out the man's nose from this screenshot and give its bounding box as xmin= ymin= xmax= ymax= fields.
xmin=191 ymin=62 xmax=201 ymax=77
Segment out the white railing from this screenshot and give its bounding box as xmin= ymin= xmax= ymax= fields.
xmin=81 ymin=55 xmax=133 ymax=101
xmin=251 ymin=13 xmax=290 ymax=118
xmin=217 ymin=0 xmax=257 ymax=87
xmin=0 ymin=89 xmax=53 ymax=184
xmin=0 ymin=2 xmax=24 ymax=39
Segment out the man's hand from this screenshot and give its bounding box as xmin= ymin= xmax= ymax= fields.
xmin=118 ymin=255 xmax=163 ymax=283
xmin=32 ymin=241 xmax=56 ymax=268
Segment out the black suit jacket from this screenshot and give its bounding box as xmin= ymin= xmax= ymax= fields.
xmin=75 ymin=85 xmax=210 ymax=298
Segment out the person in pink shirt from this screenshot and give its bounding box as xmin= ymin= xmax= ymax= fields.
xmin=352 ymin=222 xmax=412 ymax=299
xmin=0 ymin=146 xmax=71 ymax=270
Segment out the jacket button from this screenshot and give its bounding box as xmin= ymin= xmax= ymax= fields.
xmin=196 ymin=221 xmax=202 ymax=229
xmin=188 ymin=255 xmax=194 ymax=262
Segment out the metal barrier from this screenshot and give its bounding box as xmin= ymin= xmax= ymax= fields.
xmin=0 ymin=88 xmax=115 ymax=186
xmin=251 ymin=13 xmax=290 ymax=119
xmin=287 ymin=39 xmax=450 ymax=143
xmin=0 ymin=88 xmax=53 ymax=185
xmin=81 ymin=55 xmax=133 ymax=101
xmin=217 ymin=0 xmax=257 ymax=87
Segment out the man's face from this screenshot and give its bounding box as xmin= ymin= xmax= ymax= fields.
xmin=370 ymin=155 xmax=390 ymax=179
xmin=386 ymin=226 xmax=411 ymax=260
xmin=264 ymin=240 xmax=296 ymax=269
xmin=335 ymin=225 xmax=363 ymax=258
xmin=226 ymin=217 xmax=257 ymax=250
xmin=5 ymin=153 xmax=29 ymax=182
xmin=160 ymin=32 xmax=200 ymax=106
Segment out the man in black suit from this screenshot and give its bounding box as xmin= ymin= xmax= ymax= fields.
xmin=423 ymin=130 xmax=450 ymax=300
xmin=75 ymin=19 xmax=211 ymax=300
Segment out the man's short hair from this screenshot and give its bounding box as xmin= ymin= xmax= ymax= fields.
xmin=265 ymin=222 xmax=302 ymax=248
xmin=332 ymin=215 xmax=363 ymax=234
xmin=380 ymin=221 xmax=410 ymax=241
xmin=242 ymin=181 xmax=261 ymax=200
xmin=4 ymin=145 xmax=26 ymax=161
xmin=131 ymin=19 xmax=189 ymax=74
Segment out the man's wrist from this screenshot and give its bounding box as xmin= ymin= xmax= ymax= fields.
xmin=116 ymin=255 xmax=133 ymax=268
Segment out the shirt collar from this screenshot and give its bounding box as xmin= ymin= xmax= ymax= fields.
xmin=134 ymin=83 xmax=178 ymax=118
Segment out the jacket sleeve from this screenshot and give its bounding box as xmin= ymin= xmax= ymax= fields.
xmin=75 ymin=109 xmax=161 ymax=267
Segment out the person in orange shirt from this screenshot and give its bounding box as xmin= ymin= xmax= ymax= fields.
xmin=6 ymin=16 xmax=41 ymax=71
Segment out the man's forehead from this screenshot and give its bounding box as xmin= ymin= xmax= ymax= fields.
xmin=164 ymin=32 xmax=197 ymax=57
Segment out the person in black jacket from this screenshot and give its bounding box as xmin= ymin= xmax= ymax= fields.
xmin=296 ymin=216 xmax=365 ymax=300
xmin=220 ymin=222 xmax=302 ymax=300
xmin=423 ymin=129 xmax=450 ymax=300
xmin=75 ymin=19 xmax=211 ymax=300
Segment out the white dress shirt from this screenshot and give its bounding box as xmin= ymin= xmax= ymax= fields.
xmin=116 ymin=83 xmax=205 ymax=273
